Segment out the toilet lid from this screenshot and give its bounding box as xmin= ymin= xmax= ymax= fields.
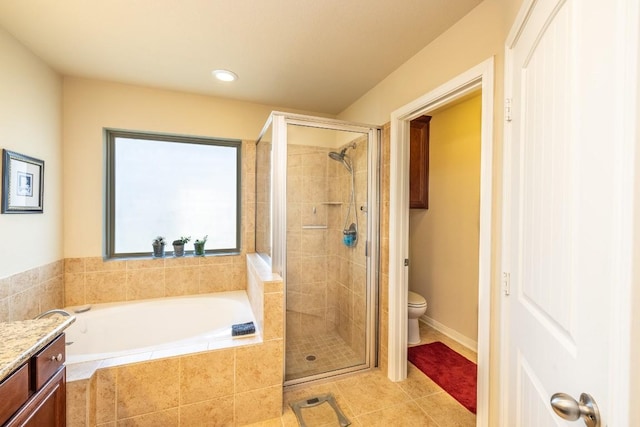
xmin=408 ymin=291 xmax=427 ymax=307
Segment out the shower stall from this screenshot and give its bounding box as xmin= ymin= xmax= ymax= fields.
xmin=256 ymin=112 xmax=380 ymax=385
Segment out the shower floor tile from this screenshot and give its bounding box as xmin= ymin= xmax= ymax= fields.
xmin=285 ymin=331 xmax=364 ymax=381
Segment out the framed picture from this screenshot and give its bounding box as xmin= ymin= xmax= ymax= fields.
xmin=2 ymin=149 xmax=44 ymax=213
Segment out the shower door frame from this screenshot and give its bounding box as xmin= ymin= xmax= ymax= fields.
xmin=265 ymin=111 xmax=380 ymax=386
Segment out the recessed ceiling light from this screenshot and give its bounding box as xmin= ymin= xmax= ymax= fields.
xmin=212 ymin=69 xmax=238 ymax=82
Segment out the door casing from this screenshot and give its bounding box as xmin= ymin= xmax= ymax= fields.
xmin=388 ymin=57 xmax=495 ymax=427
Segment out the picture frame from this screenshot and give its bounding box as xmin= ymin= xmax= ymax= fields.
xmin=2 ymin=149 xmax=44 ymax=213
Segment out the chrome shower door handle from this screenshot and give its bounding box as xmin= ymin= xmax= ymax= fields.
xmin=550 ymin=392 xmax=601 ymax=427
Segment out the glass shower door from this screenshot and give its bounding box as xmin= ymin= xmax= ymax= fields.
xmin=256 ymin=112 xmax=379 ymax=385
xmin=282 ymin=119 xmax=378 ymax=384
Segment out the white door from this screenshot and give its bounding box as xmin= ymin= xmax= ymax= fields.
xmin=502 ymin=0 xmax=636 ymax=426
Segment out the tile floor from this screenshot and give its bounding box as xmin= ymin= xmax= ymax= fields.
xmin=249 ymin=322 xmax=477 ymax=426
xmin=285 ymin=331 xmax=364 ymax=381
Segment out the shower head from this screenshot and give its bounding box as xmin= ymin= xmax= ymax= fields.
xmin=328 ymin=149 xmax=352 ymax=173
xmin=328 ymin=143 xmax=356 ymax=173
xmin=328 ymin=150 xmax=345 ymax=162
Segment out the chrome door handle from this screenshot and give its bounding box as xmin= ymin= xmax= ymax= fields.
xmin=550 ymin=392 xmax=601 ymax=427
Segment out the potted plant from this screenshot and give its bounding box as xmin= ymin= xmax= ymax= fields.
xmin=193 ymin=235 xmax=208 ymax=256
xmin=172 ymin=236 xmax=191 ymax=257
xmin=152 ymin=236 xmax=166 ymax=258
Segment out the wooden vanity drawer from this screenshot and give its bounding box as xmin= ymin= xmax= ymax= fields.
xmin=32 ymin=333 xmax=65 ymax=391
xmin=0 ymin=363 xmax=29 ymax=425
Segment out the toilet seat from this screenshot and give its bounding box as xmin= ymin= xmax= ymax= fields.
xmin=408 ymin=291 xmax=427 ymax=308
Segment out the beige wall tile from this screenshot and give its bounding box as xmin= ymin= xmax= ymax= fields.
xmin=86 ymin=271 xmax=127 ymax=304
xmin=117 ymin=408 xmax=179 ymax=427
xmin=164 ymin=267 xmax=199 ymax=297
xmin=89 ymin=373 xmax=97 ymax=427
xmin=236 ymin=340 xmax=283 ymax=392
xmin=9 ymin=287 xmax=39 ymax=321
xmin=198 ymin=264 xmax=228 ymax=293
xmin=116 ymin=359 xmax=180 ymax=419
xmin=179 ymin=349 xmax=235 ymax=405
xmin=40 ymin=276 xmax=64 ymax=311
xmin=198 ymin=255 xmax=234 ymax=266
xmin=86 ymin=257 xmax=126 ymax=272
xmin=263 ymin=292 xmax=283 ymax=340
xmin=126 ymin=259 xmax=164 ymax=270
xmin=126 ymin=268 xmax=164 ymax=300
xmin=222 ymin=263 xmax=246 ymax=291
xmin=39 ymin=260 xmax=63 ymax=283
xmin=164 ymin=256 xmax=199 ymax=267
xmin=0 ymin=276 xmax=10 ymax=299
xmin=10 ymin=268 xmax=39 ymax=295
xmin=66 ymin=379 xmax=89 ymax=427
xmin=179 ymin=395 xmax=234 ymax=426
xmin=65 ymin=273 xmax=86 ymax=306
xmin=235 ymin=385 xmax=283 ymax=426
xmin=96 ymin=368 xmax=117 ymax=424
xmin=65 ymin=258 xmax=86 ymax=274
xmin=263 ymin=280 xmax=282 ymax=294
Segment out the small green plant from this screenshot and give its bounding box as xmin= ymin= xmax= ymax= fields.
xmin=152 ymin=236 xmax=166 ymax=258
xmin=172 ymin=236 xmax=191 ymax=245
xmin=193 ymin=235 xmax=208 ymax=256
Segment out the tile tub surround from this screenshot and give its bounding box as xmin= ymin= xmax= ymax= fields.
xmin=64 ymin=255 xmax=248 ymax=307
xmin=66 ymin=253 xmax=285 ymax=426
xmin=0 ymin=260 xmax=65 ymax=323
xmin=246 ymin=253 xmax=284 ymax=341
xmin=0 ymin=316 xmax=75 ymax=381
xmin=67 ymin=341 xmax=284 ymax=427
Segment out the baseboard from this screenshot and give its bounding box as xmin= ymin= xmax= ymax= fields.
xmin=419 ymin=315 xmax=478 ymax=352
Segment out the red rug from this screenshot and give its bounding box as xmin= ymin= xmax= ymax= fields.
xmin=407 ymin=341 xmax=477 ymax=413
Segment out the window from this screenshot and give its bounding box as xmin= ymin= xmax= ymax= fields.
xmin=105 ymin=129 xmax=241 ymax=258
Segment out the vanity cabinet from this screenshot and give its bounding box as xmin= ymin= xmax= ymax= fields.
xmin=0 ymin=334 xmax=66 ymax=427
xmin=409 ymin=115 xmax=432 ymax=209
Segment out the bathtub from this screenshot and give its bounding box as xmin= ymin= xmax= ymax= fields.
xmin=64 ymin=290 xmax=259 ymax=364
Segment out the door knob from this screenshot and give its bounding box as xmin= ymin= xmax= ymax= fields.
xmin=550 ymin=392 xmax=601 ymax=427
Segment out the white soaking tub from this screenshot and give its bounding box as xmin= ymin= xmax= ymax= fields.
xmin=64 ymin=290 xmax=258 ymax=364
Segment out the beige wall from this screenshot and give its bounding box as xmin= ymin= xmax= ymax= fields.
xmin=62 ymin=77 xmax=322 ymax=258
xmin=409 ymin=94 xmax=481 ymax=343
xmin=337 ymin=0 xmax=520 ymax=125
xmin=0 ymin=27 xmax=63 ymax=278
xmin=0 ymin=28 xmax=65 ymax=321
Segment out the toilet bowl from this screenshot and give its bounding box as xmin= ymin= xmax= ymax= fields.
xmin=408 ymin=291 xmax=427 ymax=345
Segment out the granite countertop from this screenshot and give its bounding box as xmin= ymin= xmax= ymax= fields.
xmin=0 ymin=316 xmax=76 ymax=382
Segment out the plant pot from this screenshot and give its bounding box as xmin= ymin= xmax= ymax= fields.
xmin=152 ymin=243 xmax=165 ymax=258
xmin=194 ymin=242 xmax=206 ymax=256
xmin=173 ymin=243 xmax=185 ymax=257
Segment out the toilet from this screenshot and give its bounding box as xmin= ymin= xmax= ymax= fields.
xmin=408 ymin=291 xmax=428 ymax=345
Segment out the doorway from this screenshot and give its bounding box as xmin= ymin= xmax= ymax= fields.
xmin=388 ymin=58 xmax=495 ymax=427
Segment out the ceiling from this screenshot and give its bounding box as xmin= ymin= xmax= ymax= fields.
xmin=0 ymin=0 xmax=482 ymax=115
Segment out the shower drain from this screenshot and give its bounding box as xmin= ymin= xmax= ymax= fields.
xmin=305 ymin=355 xmax=317 ymax=362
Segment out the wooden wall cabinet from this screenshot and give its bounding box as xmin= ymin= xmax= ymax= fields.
xmin=0 ymin=334 xmax=66 ymax=427
xmin=410 ymin=115 xmax=431 ymax=209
